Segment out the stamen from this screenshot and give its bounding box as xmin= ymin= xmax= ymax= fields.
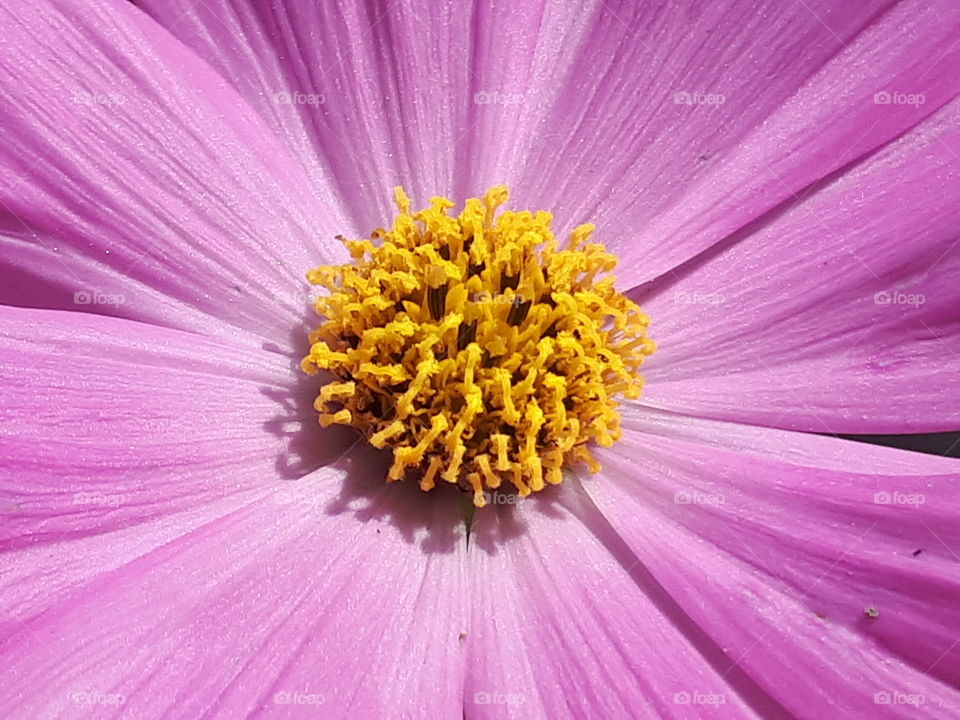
xmin=302 ymin=187 xmax=655 ymax=505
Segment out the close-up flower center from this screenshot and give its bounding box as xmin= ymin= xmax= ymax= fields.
xmin=301 ymin=186 xmax=656 ymax=506
xmin=6 ymin=2 xmax=960 ymax=715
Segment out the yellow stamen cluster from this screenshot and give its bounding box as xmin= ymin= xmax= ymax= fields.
xmin=301 ymin=186 xmax=655 ymax=506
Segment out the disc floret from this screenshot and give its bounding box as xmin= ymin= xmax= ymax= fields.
xmin=301 ymin=187 xmax=655 ymax=506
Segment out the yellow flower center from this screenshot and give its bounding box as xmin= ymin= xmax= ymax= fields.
xmin=301 ymin=187 xmax=655 ymax=507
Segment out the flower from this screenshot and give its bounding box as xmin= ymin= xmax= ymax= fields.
xmin=1 ymin=0 xmax=959 ymax=718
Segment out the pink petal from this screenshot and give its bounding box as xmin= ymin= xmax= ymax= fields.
xmin=586 ymin=420 xmax=960 ymax=717
xmin=0 ymin=305 xmax=345 ymax=616
xmin=134 ymin=0 xmax=954 ymax=292
xmin=136 ymin=0 xmax=480 ymax=233
xmin=618 ymin=404 xmax=960 ymax=476
xmin=639 ymin=97 xmax=960 ymax=433
xmin=464 ymin=486 xmax=776 ymax=718
xmin=603 ymin=0 xmax=960 ymax=285
xmin=1 ymin=463 xmax=468 ymax=718
xmin=0 ymin=0 xmax=349 ymax=347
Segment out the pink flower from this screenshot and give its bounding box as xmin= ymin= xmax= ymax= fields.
xmin=1 ymin=0 xmax=959 ymax=718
